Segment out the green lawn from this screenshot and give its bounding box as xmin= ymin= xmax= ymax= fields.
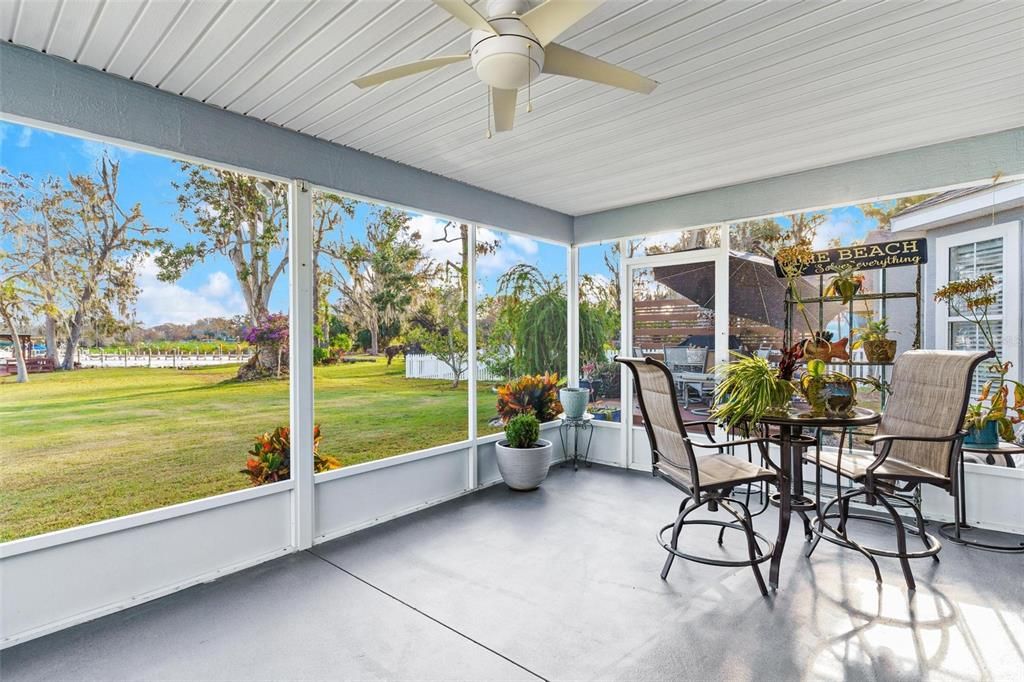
xmin=0 ymin=359 xmax=499 ymax=542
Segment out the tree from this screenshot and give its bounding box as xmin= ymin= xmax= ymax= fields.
xmin=0 ymin=169 xmax=74 ymax=363
xmin=408 ymin=286 xmax=468 ymax=388
xmin=0 ymin=279 xmax=30 ymax=382
xmin=729 ymin=218 xmax=783 ymax=256
xmin=486 ymin=264 xmax=607 ymax=376
xmin=859 ymin=195 xmax=933 ymax=231
xmin=159 ymin=163 xmax=288 ymax=327
xmin=786 ymin=212 xmax=826 ymax=244
xmin=431 ymin=220 xmax=498 ymax=301
xmin=58 ymin=157 xmax=161 ymax=369
xmin=643 ymin=227 xmax=718 ymax=255
xmin=325 ymin=207 xmax=435 ymax=355
xmin=595 ymin=240 xmax=642 ymax=315
xmin=312 ymin=192 xmax=355 ymax=345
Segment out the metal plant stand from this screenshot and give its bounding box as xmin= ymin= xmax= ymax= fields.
xmin=558 ymin=412 xmax=594 ymax=471
xmin=938 ymin=443 xmax=1024 ymax=553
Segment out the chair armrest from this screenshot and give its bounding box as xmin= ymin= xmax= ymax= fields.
xmin=682 ymin=419 xmax=718 ymax=441
xmin=692 ymin=437 xmax=764 ymax=450
xmin=865 ymin=432 xmax=965 ymax=446
xmin=862 ymin=431 xmax=967 ymax=482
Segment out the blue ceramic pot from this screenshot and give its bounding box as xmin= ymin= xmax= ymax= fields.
xmin=965 ymin=421 xmax=999 ymax=446
xmin=559 ymin=387 xmax=589 ymax=418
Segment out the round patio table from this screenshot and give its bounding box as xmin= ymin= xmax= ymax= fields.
xmin=757 ymin=407 xmax=881 ymax=590
xmin=938 ymin=441 xmax=1024 ymax=553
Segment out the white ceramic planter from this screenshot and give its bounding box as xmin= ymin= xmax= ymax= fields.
xmin=495 ymin=439 xmax=553 ymax=491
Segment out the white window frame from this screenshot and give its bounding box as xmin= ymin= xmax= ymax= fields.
xmin=935 ymin=221 xmax=1022 ymax=384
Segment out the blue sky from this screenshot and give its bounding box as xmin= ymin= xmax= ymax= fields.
xmin=1 ymin=121 xmax=566 ymax=327
xmin=2 ymin=120 xmax=880 ymax=328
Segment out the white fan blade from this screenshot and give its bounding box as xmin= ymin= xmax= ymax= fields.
xmin=353 ymin=54 xmax=470 ymax=88
xmin=434 ymin=0 xmax=498 ymax=35
xmin=492 ymin=87 xmax=517 ymax=133
xmin=542 ymin=43 xmax=657 ymax=94
xmin=519 ymin=0 xmax=602 ymax=46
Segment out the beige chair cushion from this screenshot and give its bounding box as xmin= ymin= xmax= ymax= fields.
xmin=657 ymin=455 xmax=773 ymax=491
xmin=812 ymin=449 xmax=943 ymax=483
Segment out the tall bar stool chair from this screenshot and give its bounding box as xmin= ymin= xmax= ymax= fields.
xmin=806 ymin=349 xmax=993 ymax=590
xmin=617 ymin=356 xmax=782 ymax=596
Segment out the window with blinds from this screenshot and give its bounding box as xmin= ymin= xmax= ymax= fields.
xmin=947 ymin=237 xmax=1003 ymax=395
xmin=947 ymin=238 xmax=1004 ymax=314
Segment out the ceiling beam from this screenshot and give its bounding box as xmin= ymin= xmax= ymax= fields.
xmin=0 ymin=44 xmax=573 ymax=243
xmin=573 ymin=127 xmax=1024 ymax=243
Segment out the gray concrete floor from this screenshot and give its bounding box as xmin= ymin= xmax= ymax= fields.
xmin=3 ymin=464 xmax=1022 ymax=681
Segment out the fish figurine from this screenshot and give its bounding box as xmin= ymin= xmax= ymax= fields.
xmin=826 ymin=337 xmax=850 ymax=362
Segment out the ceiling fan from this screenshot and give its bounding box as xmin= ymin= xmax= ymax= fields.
xmin=352 ymin=0 xmax=658 ymax=134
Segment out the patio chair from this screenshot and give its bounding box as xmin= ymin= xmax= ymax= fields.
xmin=616 ymin=356 xmax=782 ymax=596
xmin=806 ymin=349 xmax=993 ymax=590
xmin=663 ymin=345 xmax=714 ymax=407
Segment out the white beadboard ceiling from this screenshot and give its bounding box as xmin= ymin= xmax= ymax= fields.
xmin=2 ymin=0 xmax=1022 ymax=216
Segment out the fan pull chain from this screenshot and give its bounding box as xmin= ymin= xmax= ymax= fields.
xmin=486 ymin=86 xmax=492 ymax=139
xmin=527 ymin=44 xmax=533 ymax=113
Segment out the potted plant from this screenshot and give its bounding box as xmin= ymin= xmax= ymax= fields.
xmin=496 ymin=373 xmax=563 ymax=422
xmin=774 ymin=240 xmax=835 ymax=361
xmin=852 ymin=317 xmax=897 ymax=364
xmin=798 ymin=359 xmax=857 ymax=418
xmin=824 ymin=263 xmax=865 ymax=305
xmin=934 ymin=273 xmax=1024 ymax=445
xmin=580 ymin=361 xmax=598 ymax=398
xmin=591 ymin=405 xmax=621 ymax=422
xmin=495 ymin=413 xmax=553 ymax=491
xmin=559 ymin=386 xmax=590 ymax=418
xmin=712 ymin=353 xmax=795 ymax=430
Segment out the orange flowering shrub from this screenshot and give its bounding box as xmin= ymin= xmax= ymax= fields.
xmin=496 ymin=373 xmax=563 ymax=423
xmin=242 ymin=425 xmax=341 ymax=485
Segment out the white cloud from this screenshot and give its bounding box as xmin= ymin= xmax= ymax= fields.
xmin=79 ymin=139 xmax=138 ymax=167
xmin=812 ymin=218 xmax=855 ymax=250
xmin=133 ymin=253 xmax=246 ymax=326
xmin=15 ymin=127 xmax=32 ymax=148
xmin=411 ymin=215 xmax=463 ymax=267
xmin=475 ymin=228 xmax=544 ymax=277
xmin=198 ymin=270 xmax=236 ymax=299
xmin=507 ymin=234 xmax=538 ymax=255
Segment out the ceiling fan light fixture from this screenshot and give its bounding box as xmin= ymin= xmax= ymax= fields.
xmin=471 ymin=35 xmax=543 ymax=89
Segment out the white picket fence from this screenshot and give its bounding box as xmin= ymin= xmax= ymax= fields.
xmin=75 ymin=349 xmax=253 ymax=369
xmin=404 ymin=353 xmax=505 ymax=382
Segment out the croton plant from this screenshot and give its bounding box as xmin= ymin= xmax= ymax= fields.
xmin=242 ymin=424 xmax=341 ymax=486
xmin=496 ymin=372 xmax=563 ymax=423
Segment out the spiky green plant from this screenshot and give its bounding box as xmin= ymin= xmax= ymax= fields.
xmin=712 ymin=353 xmax=794 ymax=431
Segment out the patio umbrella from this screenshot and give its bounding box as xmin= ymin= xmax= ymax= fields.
xmin=652 ymin=252 xmax=847 ymax=330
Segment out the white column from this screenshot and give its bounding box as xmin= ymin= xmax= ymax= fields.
xmin=567 ymin=245 xmax=580 ymax=387
xmin=467 ymin=224 xmax=479 ymax=491
xmin=714 ymin=224 xmax=730 ymax=441
xmin=288 ymin=179 xmax=315 ymax=550
xmin=619 ymin=239 xmax=631 ymax=469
